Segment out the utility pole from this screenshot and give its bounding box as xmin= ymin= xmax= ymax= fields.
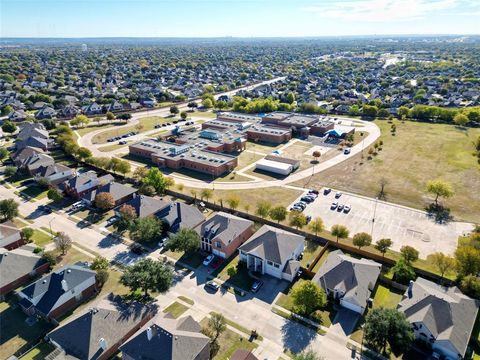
xmin=49 ymin=217 xmax=56 ymax=238
xmin=370 ymin=197 xmax=378 ymax=237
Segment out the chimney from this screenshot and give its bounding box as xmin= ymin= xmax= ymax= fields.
xmin=61 ymin=279 xmax=68 ymax=292
xmin=146 ymin=327 xmax=153 ymax=341
xmin=99 ymin=338 xmax=107 ymax=350
xmin=408 ymin=280 xmax=414 ymax=298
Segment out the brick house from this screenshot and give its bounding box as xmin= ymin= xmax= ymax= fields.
xmin=0 ymin=220 xmax=23 ymax=250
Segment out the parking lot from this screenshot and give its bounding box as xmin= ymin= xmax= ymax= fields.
xmin=291 ymin=188 xmax=473 ymax=258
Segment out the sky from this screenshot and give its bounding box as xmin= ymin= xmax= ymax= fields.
xmin=1 ymin=0 xmax=479 ymax=38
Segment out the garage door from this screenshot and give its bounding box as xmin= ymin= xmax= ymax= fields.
xmin=340 ymin=299 xmax=363 ymax=314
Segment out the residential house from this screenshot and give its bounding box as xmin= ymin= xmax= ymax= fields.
xmin=155 ymin=201 xmax=205 ymax=233
xmin=0 ymin=220 xmax=23 ymax=250
xmin=12 ymin=146 xmax=45 ymax=167
xmin=22 ymin=153 xmax=55 ymax=175
xmin=61 ymin=171 xmax=114 ymax=198
xmin=312 ymin=250 xmax=381 ymax=314
xmin=8 ymin=109 xmax=28 ymax=122
xmin=0 ymin=244 xmax=49 ymax=297
xmin=239 ymin=225 xmax=304 ymax=282
xmin=34 ymin=164 xmax=75 ymax=186
xmin=82 ymin=181 xmax=137 ymax=207
xmin=16 ymin=135 xmax=52 ymax=151
xmin=82 ymin=102 xmax=103 ymax=115
xmin=47 ymin=294 xmax=157 ymax=360
xmin=57 ymin=105 xmax=79 ymax=119
xmin=230 ymin=349 xmax=259 ymax=360
xmin=18 ymin=264 xmax=97 ymax=320
xmin=35 ymin=105 xmax=57 ymax=120
xmin=196 ymin=212 xmax=254 ymax=259
xmin=120 ymin=314 xmax=210 ymax=360
xmin=140 ymin=97 xmax=157 ymax=108
xmin=117 ymin=194 xmax=168 ymax=218
xmin=398 ymin=278 xmax=480 ymax=360
xmin=105 ymin=101 xmax=124 ymax=112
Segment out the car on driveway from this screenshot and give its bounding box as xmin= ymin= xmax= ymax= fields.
xmin=39 ymin=205 xmax=52 ymax=214
xmin=203 ymin=254 xmax=215 ymax=266
xmin=106 ymin=216 xmax=118 ymax=226
xmin=251 ymin=280 xmax=263 ymax=293
xmin=335 ymin=191 xmax=342 ymax=199
xmin=205 ymin=280 xmax=220 ymax=292
xmin=331 ymin=202 xmax=338 ymax=210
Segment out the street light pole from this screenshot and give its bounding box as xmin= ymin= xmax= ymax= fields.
xmin=370 ymin=197 xmax=378 ymax=237
xmin=49 ymin=217 xmax=56 ymax=238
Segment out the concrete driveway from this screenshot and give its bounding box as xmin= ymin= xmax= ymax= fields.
xmin=330 ymin=308 xmax=361 ymax=337
xmin=298 ymin=188 xmax=473 ymax=258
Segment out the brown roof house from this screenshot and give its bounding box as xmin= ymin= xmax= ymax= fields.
xmin=0 ymin=220 xmax=23 ymax=250
xmin=62 ymin=171 xmax=114 ymax=199
xmin=196 ymin=212 xmax=254 ymax=259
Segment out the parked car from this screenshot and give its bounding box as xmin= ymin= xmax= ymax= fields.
xmin=335 ymin=192 xmax=342 ymax=199
xmin=251 ymin=280 xmax=263 ymax=293
xmin=306 ymin=192 xmax=318 ymax=198
xmin=308 ymin=189 xmax=319 ymax=195
xmin=39 ymin=205 xmax=52 ymax=214
xmin=294 ymin=202 xmax=307 ymax=209
xmin=203 ymin=254 xmax=215 ymax=266
xmin=71 ymin=201 xmax=85 ymax=211
xmin=154 ymin=124 xmax=161 ymax=129
xmin=306 ymin=215 xmax=312 ymax=224
xmin=337 ymin=204 xmax=344 ymax=211
xmin=205 ymin=280 xmax=220 ymax=292
xmin=343 ymin=205 xmax=351 ymax=213
xmin=330 ymin=202 xmax=338 ymax=210
xmin=323 ymin=188 xmax=332 ymax=195
xmin=300 ymin=196 xmax=314 ymax=203
xmin=290 ymin=206 xmax=304 ymax=212
xmin=130 ymin=243 xmax=145 ymax=255
xmin=106 ymin=216 xmax=118 ymax=226
xmin=344 ymin=148 xmax=351 ymax=155
xmin=119 ymin=140 xmax=127 ymax=145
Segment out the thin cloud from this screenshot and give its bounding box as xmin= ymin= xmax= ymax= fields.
xmin=303 ymin=0 xmax=461 ymax=22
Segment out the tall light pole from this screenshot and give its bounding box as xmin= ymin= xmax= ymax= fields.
xmin=49 ymin=217 xmax=56 ymax=238
xmin=370 ymin=197 xmax=378 ymax=237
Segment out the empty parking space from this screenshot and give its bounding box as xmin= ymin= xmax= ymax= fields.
xmin=295 ymin=188 xmax=472 ymax=258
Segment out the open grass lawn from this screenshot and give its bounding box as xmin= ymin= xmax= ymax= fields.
xmin=163 ymin=301 xmax=189 ymax=319
xmin=178 ymin=296 xmax=194 ymax=305
xmin=31 ymin=229 xmax=53 ymax=247
xmin=52 ymin=246 xmax=95 ymax=269
xmin=372 ymin=284 xmax=403 ymax=309
xmin=97 ymin=143 xmax=130 ymax=153
xmin=75 ymin=123 xmax=115 ymax=137
xmin=0 ymin=298 xmax=54 ymax=360
xmin=245 ymin=140 xmax=282 ymax=154
xmin=200 ymin=318 xmax=258 ymax=360
xmin=190 ymin=111 xmax=217 ymax=119
xmin=281 ymin=141 xmax=315 ymax=170
xmin=12 ymin=217 xmax=30 ymax=229
xmin=209 ymin=312 xmax=263 ymax=340
xmin=293 ymin=120 xmax=480 ymax=222
xmin=214 ymin=255 xmax=255 ymax=291
xmin=91 ymin=116 xmax=170 ymax=144
xmin=275 ymin=280 xmax=336 ymax=327
xmin=19 ymin=341 xmax=55 ymax=360
xmin=165 ymin=167 xmax=253 ymax=183
xmin=235 ymin=151 xmax=264 ymax=170
xmin=20 ymin=185 xmax=48 ymax=200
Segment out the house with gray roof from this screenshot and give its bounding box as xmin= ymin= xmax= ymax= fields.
xmin=17 ymin=123 xmax=49 ymax=141
xmin=34 ymin=164 xmax=74 ymax=185
xmin=312 ymin=250 xmax=381 ymax=314
xmin=117 ymin=194 xmax=169 ymax=219
xmin=239 ymin=225 xmax=304 ymax=282
xmin=22 ymin=153 xmax=55 ymax=175
xmin=82 ymin=181 xmax=137 ymax=207
xmin=0 ymin=220 xmax=22 ymax=250
xmin=12 ymin=146 xmax=45 ymax=167
xmin=119 ymin=314 xmax=210 ymax=360
xmin=18 ymin=264 xmax=97 ymax=320
xmin=196 ymin=211 xmax=254 ymax=259
xmin=47 ymin=294 xmax=157 ymax=360
xmin=16 ymin=135 xmax=53 ymax=151
xmin=62 ymin=171 xmax=114 ymax=199
xmin=398 ymin=277 xmax=479 ymax=360
xmin=155 ymin=201 xmax=205 ymax=233
xmin=0 ymin=244 xmax=49 ymax=297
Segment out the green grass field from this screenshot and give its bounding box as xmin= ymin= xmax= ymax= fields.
xmin=372 ymin=284 xmax=403 ymax=309
xmin=97 ymin=143 xmax=130 ymax=152
xmin=31 ymin=229 xmax=53 ymax=247
xmin=163 ymin=301 xmax=189 ymax=318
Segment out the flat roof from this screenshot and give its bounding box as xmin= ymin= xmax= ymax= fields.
xmin=177 ymin=128 xmax=245 ymax=147
xmin=247 ymin=124 xmax=291 ymax=135
xmin=256 ymin=158 xmax=292 ymax=171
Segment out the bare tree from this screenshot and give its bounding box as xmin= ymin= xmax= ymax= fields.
xmin=54 ymin=232 xmax=72 ymax=255
xmin=378 ymin=177 xmax=389 ymax=199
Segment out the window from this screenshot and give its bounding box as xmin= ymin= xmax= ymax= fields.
xmin=215 ymin=241 xmax=221 ymax=248
xmin=273 ymin=263 xmax=280 ymax=268
xmin=267 ymin=260 xmax=273 ymax=266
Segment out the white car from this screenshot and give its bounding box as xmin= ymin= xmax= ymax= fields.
xmin=203 ymin=254 xmax=215 ymax=266
xmin=335 ymin=192 xmax=342 ymax=199
xmin=343 ymin=204 xmax=351 ymax=213
xmin=158 ymin=237 xmax=169 ymax=249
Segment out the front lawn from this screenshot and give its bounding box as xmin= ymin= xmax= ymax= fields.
xmin=162 ymin=250 xmax=205 ymax=269
xmin=163 ymin=301 xmax=189 ymax=319
xmin=214 ymin=255 xmax=255 ymax=292
xmin=31 ymin=229 xmax=53 ymax=247
xmin=20 ymin=185 xmax=48 ymax=200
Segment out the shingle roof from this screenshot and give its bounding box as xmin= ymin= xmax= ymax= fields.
xmin=0 ymin=244 xmax=46 ymax=288
xmin=0 ymin=220 xmax=21 ymax=247
xmin=17 ymin=126 xmax=49 ymax=141
xmin=239 ymin=225 xmax=304 ymax=264
xmin=123 ymin=194 xmax=169 ymax=218
xmin=47 ymin=295 xmax=157 ymax=360
xmin=398 ymin=277 xmax=479 ymax=357
xmin=12 ymin=146 xmax=45 ymax=164
xmin=196 ymin=212 xmax=253 ymax=247
xmin=230 ymin=349 xmax=259 ymax=360
xmin=25 ymin=153 xmax=55 ymax=172
xmin=156 ymin=202 xmax=205 ymax=233
xmin=35 ymin=164 xmax=72 ymax=178
xmin=312 ymin=250 xmax=381 ymax=308
xmin=20 ymin=264 xmax=96 ymax=315
xmin=82 ymin=181 xmax=137 ymax=203
xmin=119 ymin=314 xmax=209 ymax=360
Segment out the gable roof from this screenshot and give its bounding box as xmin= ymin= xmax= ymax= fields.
xmin=82 ymin=181 xmax=137 ymax=203
xmin=239 ymin=225 xmax=304 ymax=264
xmin=398 ymin=277 xmax=479 ymax=357
xmin=64 ymin=172 xmax=114 ymax=191
xmin=0 ymin=244 xmax=46 ymax=289
xmin=47 ymin=295 xmax=157 ymax=360
xmin=24 ymin=153 xmax=55 ymax=172
xmin=12 ymin=146 xmax=45 ymax=164
xmin=35 ymin=164 xmax=72 ymax=178
xmin=17 ymin=125 xmax=49 ymax=141
xmin=156 ymin=202 xmax=205 ymax=233
xmin=17 ymin=136 xmax=52 ymax=150
xmin=20 ymin=264 xmax=96 ymax=315
xmin=196 ymin=212 xmax=253 ymax=247
xmin=0 ymin=220 xmax=21 ymax=247
xmin=312 ymin=250 xmax=381 ymax=308
xmin=122 ymin=194 xmax=169 ymax=218
xmin=119 ymin=314 xmax=209 ymax=360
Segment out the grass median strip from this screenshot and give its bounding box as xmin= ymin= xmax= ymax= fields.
xmin=209 ymin=311 xmax=263 ymax=341
xmin=177 ymin=296 xmax=194 ymax=305
xmin=163 ymin=301 xmax=189 ymax=319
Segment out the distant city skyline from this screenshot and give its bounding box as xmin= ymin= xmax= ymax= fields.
xmin=1 ymin=0 xmax=479 ymax=38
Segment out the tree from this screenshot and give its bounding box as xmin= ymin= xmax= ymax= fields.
xmin=309 ymin=217 xmax=324 ymax=236
xmin=129 ymin=216 xmax=162 ymax=244
xmin=427 ymin=252 xmax=455 ymax=279
xmin=426 ymin=179 xmax=454 ymax=206
xmin=120 ymin=258 xmax=173 ymax=296
xmin=0 ymin=147 xmax=9 ymax=164
xmin=289 ymin=211 xmax=307 ymax=229
xmin=115 ymin=204 xmax=137 ymax=232
xmin=400 ymin=245 xmax=419 ymax=264
xmin=363 ymin=308 xmax=414 ymax=354
xmin=1 ymin=105 xmax=13 ymax=116
xmin=2 ymin=120 xmax=17 ymax=134
xmin=286 ymin=92 xmax=295 ymax=104
xmin=312 ymin=150 xmax=321 ymax=163
xmin=293 ymin=351 xmax=324 ymax=360
xmin=331 ymin=224 xmax=349 ymax=243
xmin=398 ymin=106 xmax=410 ymax=119
xmin=460 ymin=275 xmax=480 ymax=299
xmin=0 ymin=199 xmax=19 ymax=220
xmin=54 ymin=232 xmax=72 ymax=255
xmin=270 ymin=206 xmax=288 ymax=223
xmin=70 ymin=115 xmax=90 ymax=127
xmin=391 ymin=258 xmax=416 ymax=284
xmin=47 ymin=188 xmax=63 ymax=202
xmin=352 ymin=232 xmax=372 ymax=249
xmin=95 ymin=269 xmax=109 ymax=287
xmin=42 ymin=251 xmax=57 ymax=269
xmin=106 ymin=111 xmax=115 ymax=121
xmin=180 ymin=111 xmax=188 ymax=120
xmin=455 ymin=245 xmax=480 ymax=276
xmin=21 ymin=227 xmax=34 ymax=242
xmin=139 ymin=184 xmax=156 ymax=196
xmin=76 ymin=147 xmax=92 ymax=160
xmin=4 ymin=166 xmax=17 ymax=178
xmin=208 ymin=313 xmax=226 ymax=341
xmin=291 ymin=280 xmax=327 ymax=316
xmin=226 ymin=195 xmax=240 ymax=210
xmin=200 ymin=189 xmax=213 ymax=202
xmin=94 ymin=192 xmax=115 ymax=211
xmin=143 ymin=168 xmax=168 ymax=194
xmin=453 ymin=113 xmax=469 ymax=127
xmin=166 ymin=228 xmax=201 ymax=254
xmin=202 ymin=98 xmax=213 ymax=109
xmin=91 ymin=256 xmax=109 ymax=270
xmin=378 ymin=177 xmax=389 ymax=199
xmin=255 ymin=201 xmax=271 ymax=218
xmin=133 ymin=167 xmax=148 ymax=182
xmin=227 ymin=266 xmax=236 ymax=277
xmin=375 ymin=238 xmax=393 ymax=257
xmin=187 ymin=101 xmax=198 ymax=111
xmin=116 ymin=160 xmax=131 ymax=177
xmin=118 ymin=113 xmax=132 ymax=122
xmin=169 ymin=105 xmax=179 ymax=115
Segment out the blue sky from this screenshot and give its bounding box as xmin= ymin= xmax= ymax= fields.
xmin=1 ymin=0 xmax=479 ymax=38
